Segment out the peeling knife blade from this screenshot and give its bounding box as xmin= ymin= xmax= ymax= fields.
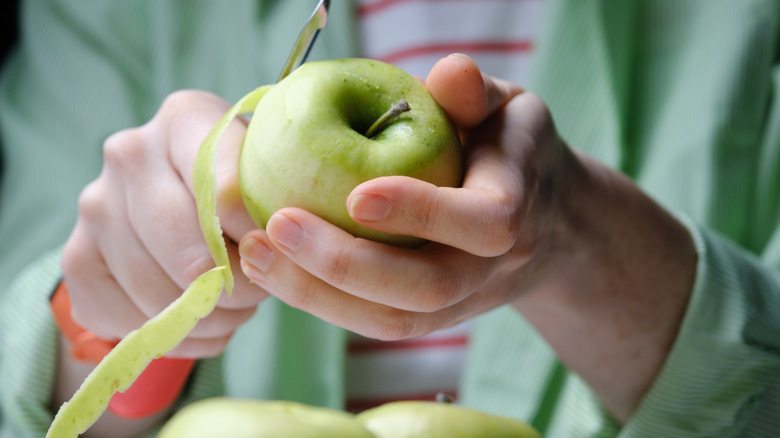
xmin=277 ymin=0 xmax=330 ymax=82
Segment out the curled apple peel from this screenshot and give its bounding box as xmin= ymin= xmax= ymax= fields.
xmin=45 ymin=267 xmax=226 ymax=437
xmin=192 ymin=84 xmax=273 ymax=297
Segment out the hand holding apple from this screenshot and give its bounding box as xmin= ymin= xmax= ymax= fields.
xmin=242 ymin=52 xmax=699 ymax=424
xmin=238 ymin=53 xmax=532 ymax=339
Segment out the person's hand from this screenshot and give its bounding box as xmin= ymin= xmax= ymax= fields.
xmin=61 ymin=90 xmax=267 ymax=358
xmin=237 ymin=53 xmax=556 ymax=338
xmin=238 ymin=53 xmax=697 ymax=423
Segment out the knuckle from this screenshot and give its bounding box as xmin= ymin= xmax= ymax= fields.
xmin=190 ymin=308 xmax=248 ymax=339
xmin=174 ymin=336 xmax=229 ymax=359
xmin=154 ymin=90 xmax=225 ymax=132
xmin=158 ymin=89 xmax=214 ymax=116
xmin=285 ymin=285 xmax=318 ymax=312
xmin=371 ymin=309 xmax=416 ymax=341
xmin=102 ymin=127 xmax=149 ymax=172
xmin=69 ymin=308 xmax=103 ymax=337
xmin=218 ymin=278 xmax=268 ymax=309
xmin=280 ymin=274 xmax=320 ymax=312
xmin=480 ymin=193 xmax=522 ymax=256
xmin=515 ymin=93 xmax=559 ymax=148
xmin=71 ymin=304 xmax=128 ymax=341
xmin=417 ymin=271 xmax=462 ymax=313
xmin=175 ymin=250 xmax=216 ymax=288
xmin=155 ymin=90 xmax=198 ymax=123
xmin=61 ymin=236 xmax=91 ymax=280
xmin=154 ymin=90 xmax=234 ymax=167
xmin=321 ymin=246 xmax=353 ymax=288
xmin=413 ymin=190 xmax=440 ymax=237
xmin=416 ymin=257 xmax=491 ymax=313
xmin=521 ymin=92 xmax=555 ymax=128
xmin=75 ymin=179 xmax=109 ymax=224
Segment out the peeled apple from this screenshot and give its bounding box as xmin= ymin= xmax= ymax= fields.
xmin=157 ymin=398 xmax=376 ymax=438
xmin=356 ymin=400 xmax=542 ymax=438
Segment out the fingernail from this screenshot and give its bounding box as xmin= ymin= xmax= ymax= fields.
xmin=269 ymin=214 xmax=304 ymax=252
xmin=349 ymin=194 xmax=391 ymax=222
xmin=239 ymin=237 xmax=274 ymax=272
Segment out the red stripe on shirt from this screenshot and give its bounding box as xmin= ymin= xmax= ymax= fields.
xmin=348 ymin=335 xmax=468 ymax=354
xmin=374 ymin=40 xmax=533 ymax=65
xmin=357 ymin=0 xmax=535 ymax=17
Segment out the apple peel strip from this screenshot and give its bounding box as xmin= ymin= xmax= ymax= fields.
xmin=45 ymin=267 xmax=224 ymax=437
xmin=46 ymin=85 xmax=271 ymax=437
xmin=193 ymin=85 xmax=272 ymax=296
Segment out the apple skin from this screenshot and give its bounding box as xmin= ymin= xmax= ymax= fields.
xmin=356 ymin=401 xmax=542 ymax=438
xmin=239 ymin=58 xmax=463 ymax=247
xmin=157 ymin=398 xmax=377 ymax=438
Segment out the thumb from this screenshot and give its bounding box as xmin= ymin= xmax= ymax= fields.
xmin=425 ymin=53 xmax=524 ymax=128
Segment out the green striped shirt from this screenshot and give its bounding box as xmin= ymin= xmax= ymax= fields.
xmin=1 ymin=1 xmax=778 ymax=437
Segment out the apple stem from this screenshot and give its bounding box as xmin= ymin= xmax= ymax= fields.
xmin=365 ymin=99 xmax=411 ymax=139
xmin=435 ymin=392 xmax=455 ymax=404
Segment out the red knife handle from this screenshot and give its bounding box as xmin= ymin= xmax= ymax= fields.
xmin=50 ymin=281 xmax=195 ymax=418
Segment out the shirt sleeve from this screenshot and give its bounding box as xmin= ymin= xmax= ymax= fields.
xmin=461 ymin=214 xmax=780 ymax=438
xmin=620 ymin=215 xmax=780 ymax=437
xmin=0 ymin=248 xmax=227 ymax=438
xmin=0 ymin=249 xmax=62 ymax=438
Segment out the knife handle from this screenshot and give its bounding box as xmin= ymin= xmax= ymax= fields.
xmin=50 ymin=281 xmax=195 ymax=418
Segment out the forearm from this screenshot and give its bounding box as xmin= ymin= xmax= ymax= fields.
xmin=512 ymin=147 xmax=697 ymax=423
xmin=51 ymin=334 xmax=169 ymax=438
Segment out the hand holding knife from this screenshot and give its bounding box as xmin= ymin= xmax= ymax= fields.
xmin=50 ymin=0 xmax=330 ymax=419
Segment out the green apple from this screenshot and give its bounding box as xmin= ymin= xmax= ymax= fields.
xmin=239 ymin=58 xmax=463 ymax=247
xmin=356 ymin=400 xmax=541 ymax=438
xmin=158 ymin=398 xmax=377 ymax=438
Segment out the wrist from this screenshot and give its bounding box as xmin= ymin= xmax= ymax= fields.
xmin=512 ymin=147 xmax=697 ymax=421
xmin=50 ymin=281 xmax=195 ymax=420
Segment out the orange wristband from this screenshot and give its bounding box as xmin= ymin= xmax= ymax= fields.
xmin=50 ymin=281 xmax=117 ymax=362
xmin=50 ymin=281 xmax=195 ymax=418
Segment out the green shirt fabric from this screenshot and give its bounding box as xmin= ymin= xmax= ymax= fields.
xmin=1 ymin=1 xmax=779 ymax=437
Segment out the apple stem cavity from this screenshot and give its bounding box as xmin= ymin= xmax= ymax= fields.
xmin=364 ymin=98 xmax=411 ymax=139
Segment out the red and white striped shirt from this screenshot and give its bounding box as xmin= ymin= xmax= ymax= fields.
xmin=356 ymin=0 xmax=545 ymax=81
xmin=345 ymin=0 xmax=546 ymax=412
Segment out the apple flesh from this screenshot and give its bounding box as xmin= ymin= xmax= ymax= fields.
xmin=239 ymin=58 xmax=463 ymax=247
xmin=157 ymin=398 xmax=377 ymax=438
xmin=356 ymin=400 xmax=541 ymax=438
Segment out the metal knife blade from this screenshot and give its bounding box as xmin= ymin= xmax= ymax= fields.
xmin=277 ymin=0 xmax=330 ymax=82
